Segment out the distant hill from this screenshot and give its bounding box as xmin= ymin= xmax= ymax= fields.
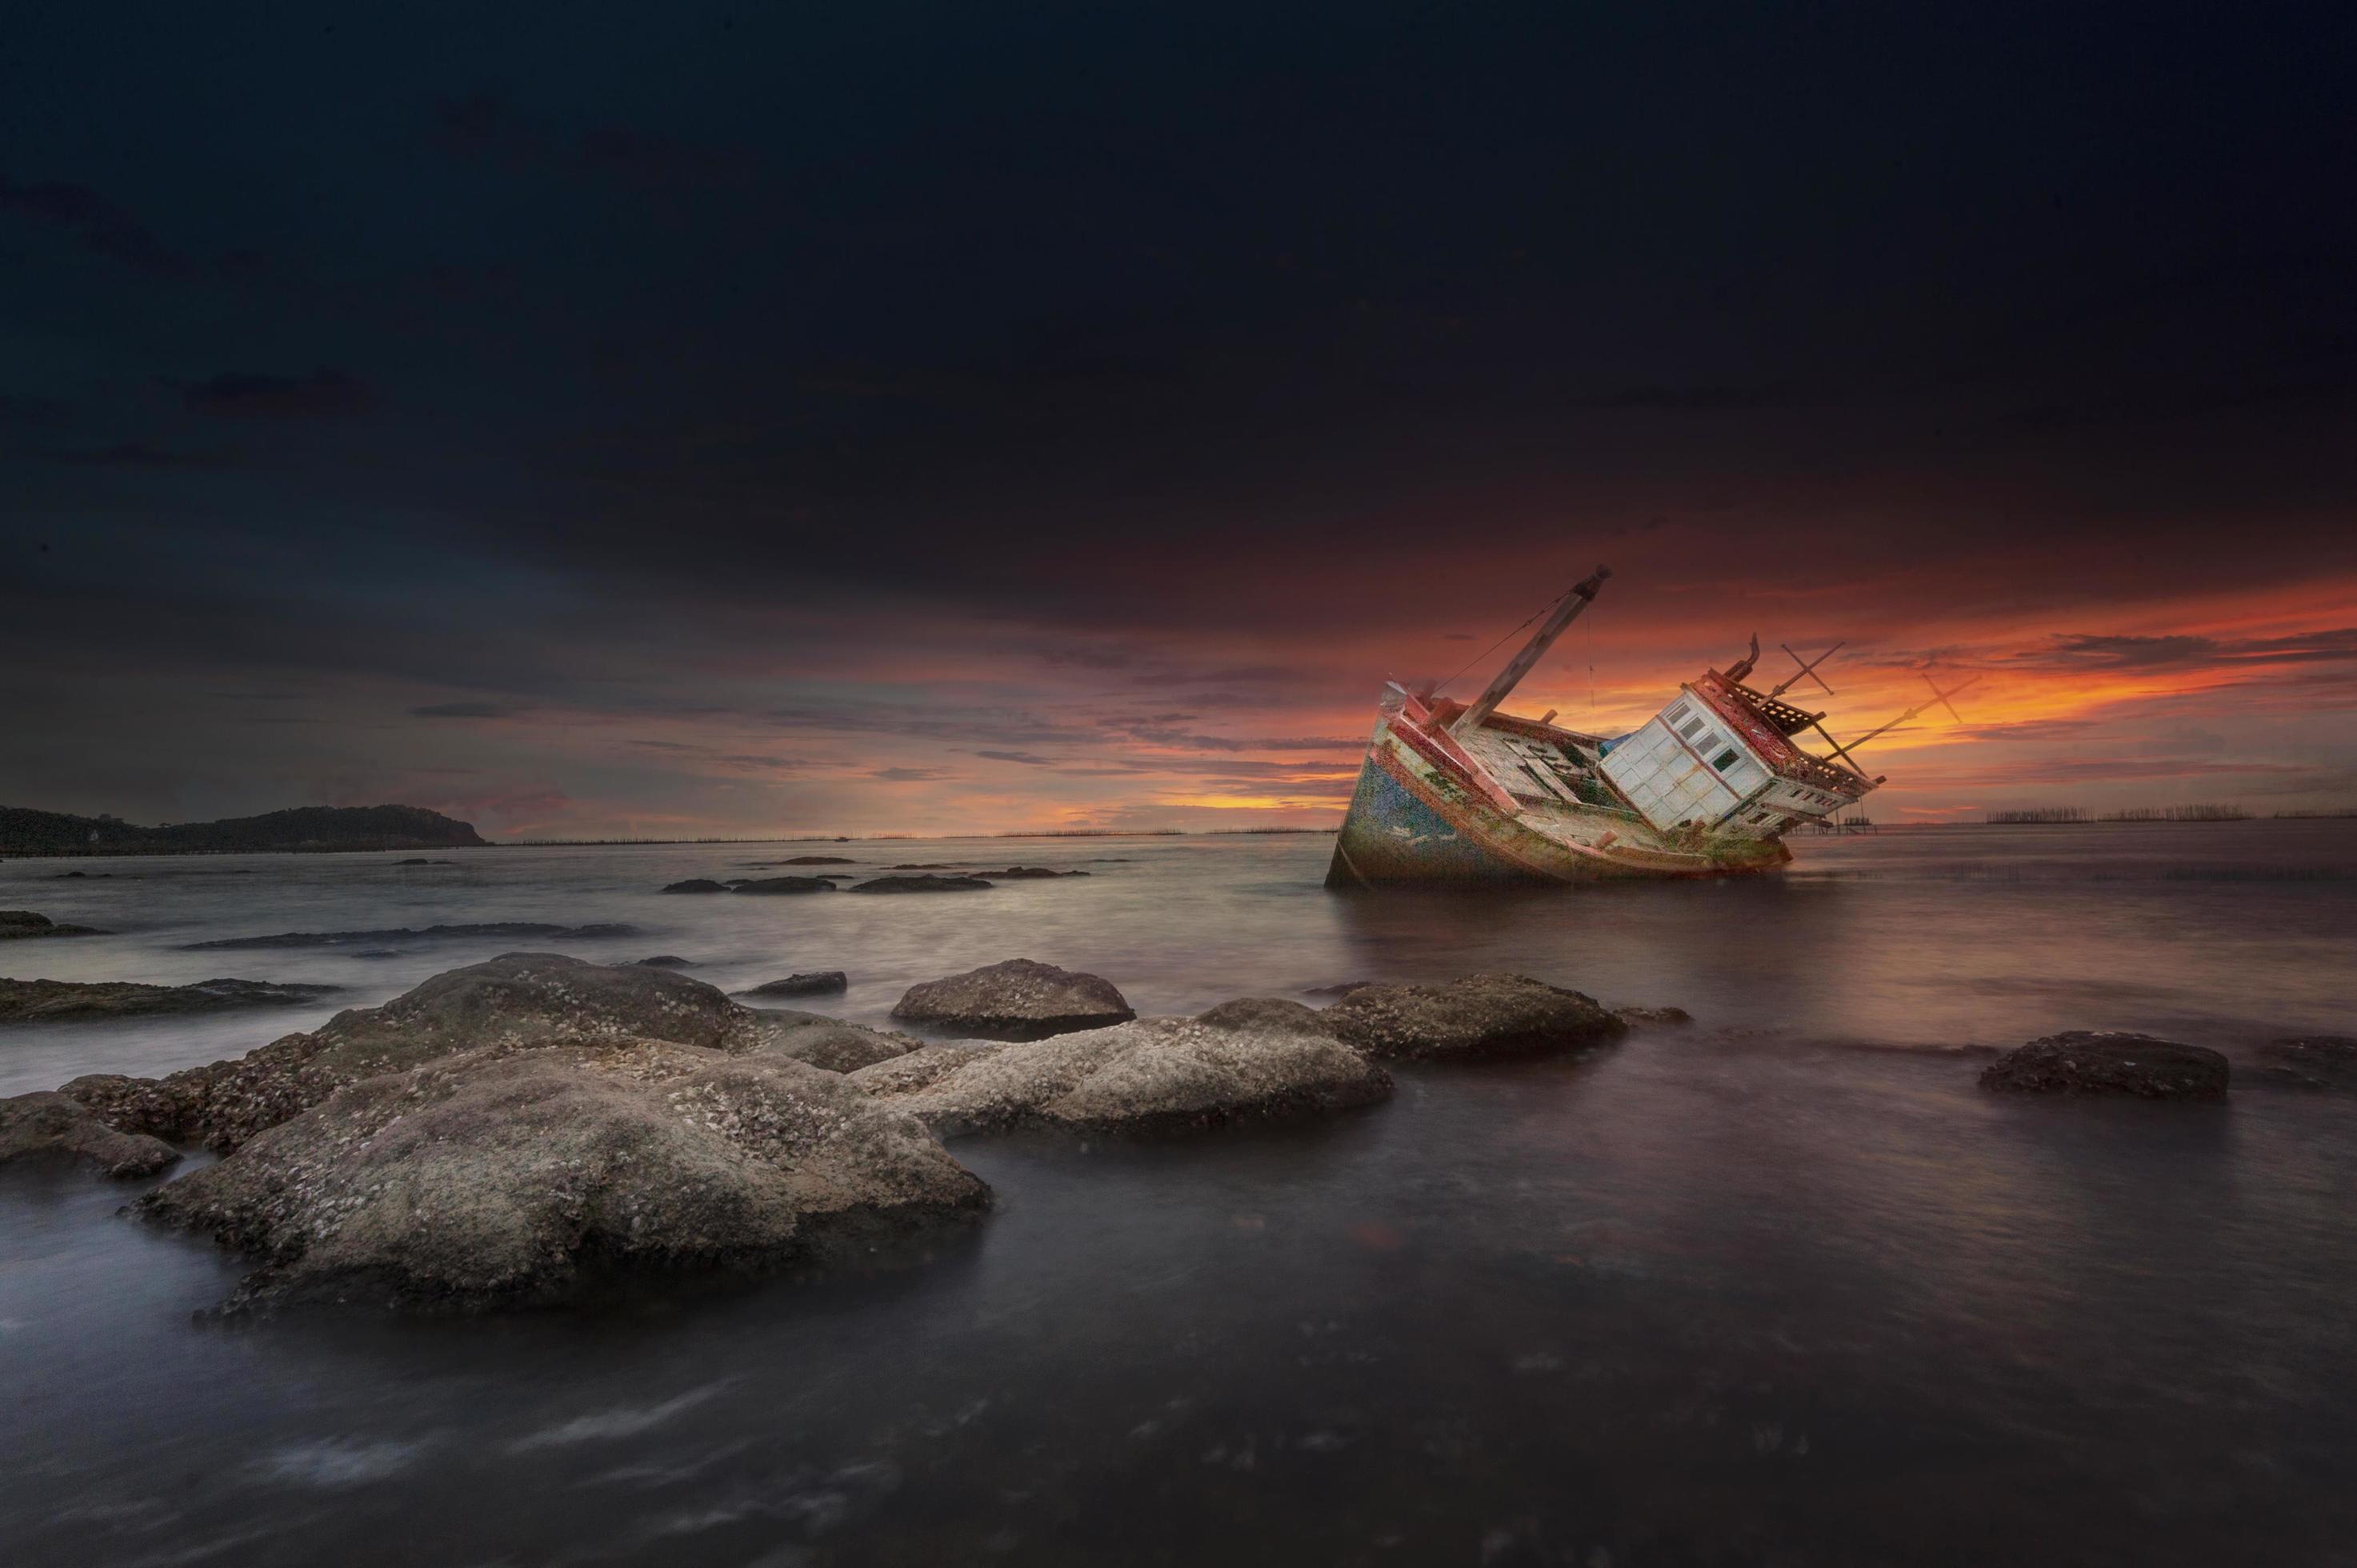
xmin=0 ymin=804 xmax=490 ymax=856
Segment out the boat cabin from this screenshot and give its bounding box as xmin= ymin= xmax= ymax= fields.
xmin=1599 ymin=670 xmax=1871 ymax=837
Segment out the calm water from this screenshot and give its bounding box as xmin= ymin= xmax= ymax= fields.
xmin=4 ymin=824 xmax=2355 ymax=1565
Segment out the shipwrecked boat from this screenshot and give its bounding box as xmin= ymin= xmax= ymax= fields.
xmin=1327 ymin=567 xmax=1968 ymax=886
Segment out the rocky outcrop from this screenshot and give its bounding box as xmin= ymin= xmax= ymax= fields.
xmin=0 ymin=910 xmax=109 ymax=940
xmin=0 ymin=1091 xmax=180 ymax=1178
xmin=138 ymin=1038 xmax=989 ymax=1314
xmin=1196 ymin=996 xmax=1337 ymax=1034
xmin=661 ymin=878 xmax=730 ymax=894
xmin=847 ymin=875 xmax=994 ymax=894
xmin=1614 ymin=1005 xmax=1694 ymax=1027
xmin=890 ymin=958 xmax=1135 ymax=1040
xmin=741 ymin=971 xmax=848 ymax=998
xmin=58 ymin=954 xmax=799 ymax=1153
xmin=1323 ymin=973 xmax=1627 ymax=1060
xmin=975 ymin=866 xmax=1088 ymax=879
xmin=633 ymin=955 xmax=694 ymax=969
xmin=2254 ymin=1036 xmax=2357 ymax=1091
xmin=777 ymin=855 xmax=857 ymax=865
xmin=1979 ymin=1031 xmax=2231 ymax=1099
xmin=765 ymin=1016 xmax=921 ymax=1074
xmin=732 ymin=876 xmax=837 ymax=895
xmin=850 ymin=1009 xmax=1391 ymax=1137
xmin=186 ymin=922 xmax=634 ymax=951
xmin=0 ymin=976 xmax=339 ymax=1023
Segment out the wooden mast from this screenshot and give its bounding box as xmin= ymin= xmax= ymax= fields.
xmin=1815 ymin=674 xmax=1982 ymax=773
xmin=1452 ymin=566 xmax=1611 ymax=734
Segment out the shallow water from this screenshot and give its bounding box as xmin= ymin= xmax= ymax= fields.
xmin=4 ymin=824 xmax=2355 ymax=1564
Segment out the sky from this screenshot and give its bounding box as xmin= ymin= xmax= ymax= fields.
xmin=5 ymin=2 xmax=2354 ymax=838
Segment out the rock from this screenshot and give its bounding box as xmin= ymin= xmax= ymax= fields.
xmin=393 ymin=858 xmax=454 ymax=866
xmin=1979 ymin=1031 xmax=2230 ymax=1099
xmin=57 ymin=954 xmax=798 ymax=1154
xmin=2254 ymin=1036 xmax=2357 ymax=1091
xmin=1197 ymin=996 xmax=1337 ymax=1035
xmin=850 ymin=1011 xmax=1391 ymax=1137
xmin=633 ymin=955 xmax=694 ymax=969
xmin=846 ymin=875 xmax=994 ymax=894
xmin=0 ymin=910 xmax=109 ymax=940
xmin=731 ymin=876 xmax=838 ymax=895
xmin=765 ymin=1017 xmax=921 ymax=1074
xmin=662 ymin=878 xmax=730 ymax=894
xmin=138 ymin=1037 xmax=989 ymax=1314
xmin=1304 ymin=981 xmax=1375 ymax=998
xmin=887 ymin=863 xmax=960 ymax=870
xmin=777 ymin=855 xmax=857 ymax=865
xmin=977 ymin=866 xmax=1088 ymax=879
xmin=1614 ymin=1005 xmax=1695 ymax=1027
xmin=1324 ymin=973 xmax=1627 ymax=1061
xmin=53 ymin=870 xmax=89 ymax=878
xmin=890 ymin=958 xmax=1135 ymax=1041
xmin=0 ymin=1091 xmax=179 ymax=1178
xmin=740 ymin=971 xmax=849 ymax=998
xmin=186 ymin=922 xmax=636 ymax=950
xmin=0 ymin=977 xmax=340 ymax=1022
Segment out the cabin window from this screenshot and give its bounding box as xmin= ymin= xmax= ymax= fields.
xmin=1711 ymin=748 xmax=1739 ymax=771
xmin=1678 ymin=717 xmax=1705 ymax=740
xmin=1666 ymin=702 xmax=1691 ymax=724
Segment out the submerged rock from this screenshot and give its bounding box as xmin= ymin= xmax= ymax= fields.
xmin=2254 ymin=1035 xmax=2357 ymax=1091
xmin=186 ymin=922 xmax=635 ymax=951
xmin=0 ymin=1091 xmax=179 ymax=1178
xmin=890 ymin=958 xmax=1135 ymax=1040
xmin=0 ymin=910 xmax=109 ymax=941
xmin=732 ymin=876 xmax=837 ymax=895
xmin=139 ymin=1038 xmax=988 ymax=1314
xmin=850 ymin=1009 xmax=1391 ymax=1136
xmin=1979 ymin=1031 xmax=2230 ymax=1099
xmin=392 ymin=858 xmax=454 ymax=866
xmin=1324 ymin=973 xmax=1627 ymax=1060
xmin=847 ymin=875 xmax=994 ymax=894
xmin=0 ymin=976 xmax=339 ymax=1023
xmin=1614 ymin=1005 xmax=1695 ymax=1027
xmin=58 ymin=953 xmax=798 ymax=1154
xmin=661 ymin=878 xmax=730 ymax=894
xmin=976 ymin=866 xmax=1089 ymax=879
xmin=777 ymin=855 xmax=857 ymax=865
xmin=741 ymin=971 xmax=849 ymax=998
xmin=633 ymin=955 xmax=694 ymax=969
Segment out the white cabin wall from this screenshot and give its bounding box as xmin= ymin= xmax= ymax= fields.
xmin=1599 ymin=691 xmax=1777 ymax=833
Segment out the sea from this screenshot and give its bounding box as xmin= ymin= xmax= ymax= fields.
xmin=3 ymin=822 xmax=2355 ymax=1566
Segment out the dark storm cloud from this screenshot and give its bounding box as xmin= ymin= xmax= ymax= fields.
xmin=1098 ymin=719 xmax=1355 ymax=753
xmin=182 ymin=370 xmax=374 ymax=419
xmin=430 ymin=93 xmax=541 ymax=164
xmin=0 ymin=175 xmax=187 ymax=276
xmin=411 ymin=700 xmax=527 ymax=718
xmin=0 ymin=394 xmax=68 ymax=425
xmin=766 ymin=700 xmax=1087 ymax=746
xmin=1564 ymin=383 xmax=1797 ymax=413
xmin=2012 ymin=630 xmax=2357 ymax=673
xmin=47 ymin=442 xmax=237 ymax=470
xmin=6 ymin=3 xmax=2357 ymax=830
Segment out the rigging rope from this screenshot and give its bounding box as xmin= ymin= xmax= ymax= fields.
xmin=1431 ymin=587 xmax=1571 ymax=695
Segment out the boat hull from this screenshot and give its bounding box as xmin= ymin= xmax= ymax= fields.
xmin=1325 ymin=702 xmax=1790 ymax=889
